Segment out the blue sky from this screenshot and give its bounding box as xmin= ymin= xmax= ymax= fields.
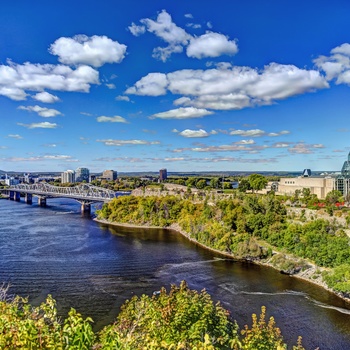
xmin=1 ymin=0 xmax=350 ymax=173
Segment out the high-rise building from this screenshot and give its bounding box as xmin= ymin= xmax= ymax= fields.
xmin=102 ymin=170 xmax=118 ymax=181
xmin=61 ymin=170 xmax=75 ymax=183
xmin=159 ymin=168 xmax=167 ymax=182
xmin=75 ymin=167 xmax=90 ymax=183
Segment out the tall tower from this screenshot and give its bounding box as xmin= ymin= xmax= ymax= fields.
xmin=75 ymin=167 xmax=90 ymax=183
xmin=159 ymin=168 xmax=167 ymax=182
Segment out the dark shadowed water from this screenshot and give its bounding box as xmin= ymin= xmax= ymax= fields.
xmin=1 ymin=197 xmax=350 ymax=349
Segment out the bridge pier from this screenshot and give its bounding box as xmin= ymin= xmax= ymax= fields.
xmin=25 ymin=193 xmax=32 ymax=204
xmin=38 ymin=197 xmax=47 ymax=207
xmin=9 ymin=191 xmax=14 ymax=200
xmin=81 ymin=202 xmax=91 ymax=215
xmin=13 ymin=191 xmax=20 ymax=201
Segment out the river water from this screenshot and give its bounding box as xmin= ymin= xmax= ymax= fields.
xmin=1 ymin=197 xmax=350 ymax=349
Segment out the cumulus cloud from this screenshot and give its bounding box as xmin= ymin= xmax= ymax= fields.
xmin=18 ymin=105 xmax=62 ymax=117
xmin=149 ymin=107 xmax=213 ymax=120
xmin=0 ymin=61 xmax=99 ymax=101
xmin=129 ymin=10 xmax=236 ymax=62
xmin=178 ymin=129 xmax=210 ymax=138
xmin=96 ymin=115 xmax=128 ymax=123
xmin=96 ymin=139 xmax=160 ymax=146
xmin=49 ymin=35 xmax=127 ymax=67
xmin=127 ymin=63 xmax=328 ymax=110
xmin=17 ymin=122 xmax=58 ymax=129
xmin=314 ymin=43 xmax=350 ymax=85
xmin=125 ymin=72 xmax=168 ymax=96
xmin=33 ymin=91 xmax=60 ymax=103
xmin=187 ymin=32 xmax=238 ymax=59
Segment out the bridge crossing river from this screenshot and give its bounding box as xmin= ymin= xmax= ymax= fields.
xmin=0 ymin=183 xmax=129 ymax=213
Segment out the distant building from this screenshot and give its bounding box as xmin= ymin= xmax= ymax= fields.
xmin=335 ymin=151 xmax=350 ymax=199
xmin=278 ymin=175 xmax=335 ymax=199
xmin=61 ymin=170 xmax=75 ymax=184
xmin=75 ymin=167 xmax=90 ymax=183
xmin=159 ymin=168 xmax=167 ymax=182
xmin=302 ymin=169 xmax=312 ymax=177
xmin=102 ymin=170 xmax=118 ymax=181
xmin=4 ymin=174 xmax=20 ymax=186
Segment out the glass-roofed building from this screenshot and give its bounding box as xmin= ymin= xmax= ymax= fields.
xmin=335 ymin=151 xmax=350 ymax=199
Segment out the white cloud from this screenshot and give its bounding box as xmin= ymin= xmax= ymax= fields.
xmin=0 ymin=61 xmax=99 ymax=101
xmin=17 ymin=122 xmax=58 ymax=129
xmin=105 ymin=83 xmax=116 ymax=89
xmin=0 ymin=86 xmax=27 ymax=100
xmin=97 ymin=139 xmax=160 ymax=146
xmin=314 ymin=43 xmax=350 ymax=85
xmin=141 ymin=10 xmax=191 ymax=46
xmin=115 ymin=95 xmax=130 ymax=101
xmin=186 ymin=23 xmax=201 ymax=29
xmin=1 ymin=155 xmax=74 ymax=162
xmin=128 ymin=63 xmax=328 ymax=110
xmin=288 ymin=143 xmax=325 ymax=154
xmin=230 ymin=129 xmax=265 ymax=137
xmin=7 ymin=134 xmax=23 ymax=139
xmin=128 ymin=22 xmax=146 ymax=36
xmin=49 ymin=35 xmax=127 ymax=67
xmin=235 ymin=139 xmax=255 ymax=145
xmin=130 ymin=10 xmax=239 ymax=62
xmin=187 ymin=32 xmax=238 ymax=59
xmin=149 ymin=107 xmax=213 ymax=120
xmin=18 ymin=105 xmax=62 ymax=117
xmin=125 ymin=72 xmax=168 ymax=96
xmin=184 ymin=14 xmax=193 ymax=19
xmin=131 ymin=10 xmax=192 ymax=62
xmin=96 ymin=115 xmax=128 ymax=123
xmin=33 ymin=91 xmax=60 ymax=103
xmin=178 ymin=129 xmax=209 ymax=138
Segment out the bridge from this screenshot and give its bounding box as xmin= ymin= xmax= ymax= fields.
xmin=0 ymin=183 xmax=129 ymax=214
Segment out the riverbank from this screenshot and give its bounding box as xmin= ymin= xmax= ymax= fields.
xmin=93 ymin=217 xmax=350 ymax=304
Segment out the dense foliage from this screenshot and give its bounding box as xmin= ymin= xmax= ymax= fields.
xmin=0 ymin=282 xmax=305 ymax=349
xmin=97 ymin=192 xmax=350 ymax=293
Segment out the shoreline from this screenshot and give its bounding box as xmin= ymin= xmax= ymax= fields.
xmin=93 ymin=217 xmax=350 ymax=304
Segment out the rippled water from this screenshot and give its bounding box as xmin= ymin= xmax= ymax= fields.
xmin=1 ymin=197 xmax=350 ymax=349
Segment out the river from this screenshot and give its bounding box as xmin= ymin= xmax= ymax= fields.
xmin=0 ymin=197 xmax=350 ymax=349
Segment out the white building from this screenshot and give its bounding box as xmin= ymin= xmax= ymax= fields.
xmin=61 ymin=170 xmax=75 ymax=184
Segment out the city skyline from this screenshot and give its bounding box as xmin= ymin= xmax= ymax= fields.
xmin=1 ymin=1 xmax=350 ymax=173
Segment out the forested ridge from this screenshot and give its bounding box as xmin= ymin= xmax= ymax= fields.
xmin=97 ymin=192 xmax=350 ymax=296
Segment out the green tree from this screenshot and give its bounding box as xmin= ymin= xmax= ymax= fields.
xmin=248 ymin=174 xmax=268 ymax=193
xmin=101 ymin=281 xmax=239 ymax=349
xmin=325 ymin=190 xmax=344 ymax=206
xmin=238 ymin=179 xmax=251 ymax=193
